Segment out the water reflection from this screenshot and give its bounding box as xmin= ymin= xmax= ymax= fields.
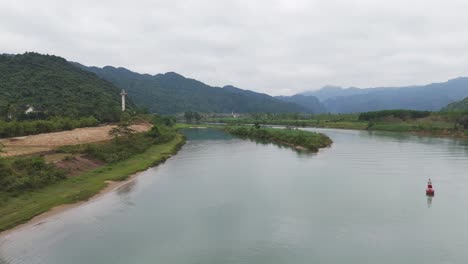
xmin=116 ymin=180 xmax=137 ymax=207
xmin=181 ymin=128 xmax=233 ymax=141
xmin=0 ymin=255 xmax=10 ymax=264
xmin=427 ymin=195 xmax=433 ymax=208
xmin=2 ymin=127 xmax=468 ymax=264
xmin=116 ymin=180 xmax=136 ymax=195
xmin=241 ymin=138 xmax=319 ymax=157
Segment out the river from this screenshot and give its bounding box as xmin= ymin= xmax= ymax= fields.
xmin=1 ymin=128 xmax=468 ymax=264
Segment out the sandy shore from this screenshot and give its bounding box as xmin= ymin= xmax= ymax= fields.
xmin=0 ymin=171 xmax=142 ymax=238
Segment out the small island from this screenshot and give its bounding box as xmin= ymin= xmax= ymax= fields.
xmin=224 ymin=125 xmax=332 ymax=152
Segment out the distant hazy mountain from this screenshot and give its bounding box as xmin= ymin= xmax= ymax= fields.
xmin=0 ymin=53 xmax=126 ymax=121
xmin=300 ymin=85 xmax=367 ymax=101
xmin=78 ymin=65 xmax=309 ymax=114
xmin=275 ymin=95 xmax=326 ymax=113
xmin=299 ymin=78 xmax=468 ymax=113
xmin=443 ymin=97 xmax=468 ymax=111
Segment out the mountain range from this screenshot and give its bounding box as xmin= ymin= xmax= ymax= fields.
xmin=298 ymin=79 xmax=468 ymax=113
xmin=2 ymin=52 xmax=467 ymax=117
xmin=77 ymin=64 xmax=311 ymax=114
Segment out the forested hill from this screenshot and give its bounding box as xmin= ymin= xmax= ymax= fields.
xmin=78 ymin=65 xmax=309 ymax=114
xmin=300 ymin=78 xmax=468 ymax=113
xmin=443 ymin=97 xmax=468 ymax=111
xmin=0 ymin=53 xmax=128 ymax=121
xmin=275 ymin=95 xmax=326 ymax=113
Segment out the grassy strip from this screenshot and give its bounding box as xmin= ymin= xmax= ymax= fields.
xmin=0 ymin=134 xmax=185 ymax=232
xmin=225 ymin=126 xmax=332 ymax=152
xmin=208 ymin=118 xmax=467 ymax=139
xmin=205 ymin=117 xmax=368 ymax=130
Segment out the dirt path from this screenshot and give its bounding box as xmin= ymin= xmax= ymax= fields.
xmin=0 ymin=124 xmax=151 ymax=157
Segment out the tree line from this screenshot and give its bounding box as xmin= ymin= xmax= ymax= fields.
xmin=0 ymin=116 xmax=99 ymax=138
xmin=358 ymin=110 xmax=432 ymax=121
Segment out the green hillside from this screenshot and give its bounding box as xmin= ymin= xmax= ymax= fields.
xmin=78 ymin=65 xmax=308 ymax=114
xmin=0 ymin=53 xmax=129 ymax=122
xmin=443 ymin=97 xmax=468 ymax=112
xmin=275 ymin=94 xmax=326 ymax=113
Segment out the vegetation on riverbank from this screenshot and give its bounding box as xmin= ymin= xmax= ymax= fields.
xmin=0 ymin=116 xmax=99 ymax=138
xmin=209 ymin=110 xmax=468 ymax=139
xmin=0 ymin=156 xmax=66 ymax=194
xmin=225 ymin=126 xmax=332 ymax=152
xmin=58 ymin=124 xmax=176 ymax=163
xmin=0 ymin=118 xmax=185 ymax=232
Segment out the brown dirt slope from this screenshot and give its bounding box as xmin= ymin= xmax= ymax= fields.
xmin=0 ymin=124 xmax=151 ymax=157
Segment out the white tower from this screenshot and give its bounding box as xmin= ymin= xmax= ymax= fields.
xmin=120 ymin=89 xmax=127 ymax=111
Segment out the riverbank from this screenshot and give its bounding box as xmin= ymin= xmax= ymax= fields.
xmin=224 ymin=126 xmax=332 ymax=152
xmin=207 ymin=116 xmax=468 ymax=140
xmin=0 ymin=133 xmax=186 ymax=233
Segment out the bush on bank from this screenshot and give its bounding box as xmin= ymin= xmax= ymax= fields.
xmin=225 ymin=126 xmax=332 ymax=152
xmin=0 ymin=156 xmax=66 ymax=194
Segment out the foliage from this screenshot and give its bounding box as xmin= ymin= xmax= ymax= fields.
xmin=60 ymin=125 xmax=177 ymax=163
xmin=0 ymin=53 xmax=131 ymax=122
xmin=0 ymin=134 xmax=185 ymax=232
xmin=0 ymin=156 xmax=66 ymax=193
xmin=225 ymin=126 xmax=332 ymax=152
xmin=443 ymin=97 xmax=468 ymax=112
xmin=109 ymin=122 xmax=134 ymax=139
xmin=275 ymin=94 xmax=326 ymax=114
xmin=184 ymin=111 xmax=202 ymax=123
xmin=457 ymin=115 xmax=468 ymax=129
xmin=0 ymin=116 xmax=99 ymax=138
xmin=211 ymin=111 xmax=467 ymax=138
xmin=206 ymin=113 xmax=361 ymax=128
xmin=358 ymin=110 xmax=431 ymax=121
xmin=152 ymin=115 xmax=176 ymax=127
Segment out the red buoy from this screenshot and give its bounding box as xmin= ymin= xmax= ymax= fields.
xmin=426 ymin=179 xmax=435 ymax=196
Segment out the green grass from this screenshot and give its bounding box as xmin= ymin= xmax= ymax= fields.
xmin=368 ymin=121 xmax=453 ymax=133
xmin=207 ymin=115 xmax=466 ymax=138
xmin=0 ymin=134 xmax=185 ymax=232
xmin=313 ymin=121 xmax=368 ymax=130
xmin=205 ymin=117 xmax=368 ymax=130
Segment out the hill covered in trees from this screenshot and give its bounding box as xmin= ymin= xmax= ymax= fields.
xmin=0 ymin=53 xmax=130 ymax=122
xmin=299 ymin=78 xmax=468 ymax=113
xmin=78 ymin=65 xmax=309 ymax=114
xmin=443 ymin=97 xmax=468 ymax=112
xmin=275 ymin=94 xmax=326 ymax=113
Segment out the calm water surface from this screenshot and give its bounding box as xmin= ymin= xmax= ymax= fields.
xmin=1 ymin=128 xmax=468 ymax=264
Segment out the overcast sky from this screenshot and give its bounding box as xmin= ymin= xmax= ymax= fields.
xmin=1 ymin=0 xmax=468 ymax=95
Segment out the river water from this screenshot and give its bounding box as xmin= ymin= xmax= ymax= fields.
xmin=1 ymin=128 xmax=468 ymax=264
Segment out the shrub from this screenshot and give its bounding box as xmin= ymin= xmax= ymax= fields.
xmin=0 ymin=157 xmax=66 ymax=193
xmin=0 ymin=116 xmax=100 ymax=138
xmin=358 ymin=110 xmax=431 ymax=121
xmin=225 ymin=126 xmax=332 ymax=151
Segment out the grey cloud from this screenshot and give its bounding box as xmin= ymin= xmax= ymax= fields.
xmin=1 ymin=0 xmax=468 ymax=95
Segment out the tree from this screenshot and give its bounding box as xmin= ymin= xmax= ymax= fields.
xmin=457 ymin=115 xmax=468 ymax=129
xmin=109 ymin=123 xmax=134 ymax=139
xmin=148 ymin=126 xmax=161 ymax=139
xmin=194 ymin=112 xmax=202 ymax=123
xmin=184 ymin=111 xmax=193 ymax=123
xmin=6 ymin=103 xmax=17 ymax=121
